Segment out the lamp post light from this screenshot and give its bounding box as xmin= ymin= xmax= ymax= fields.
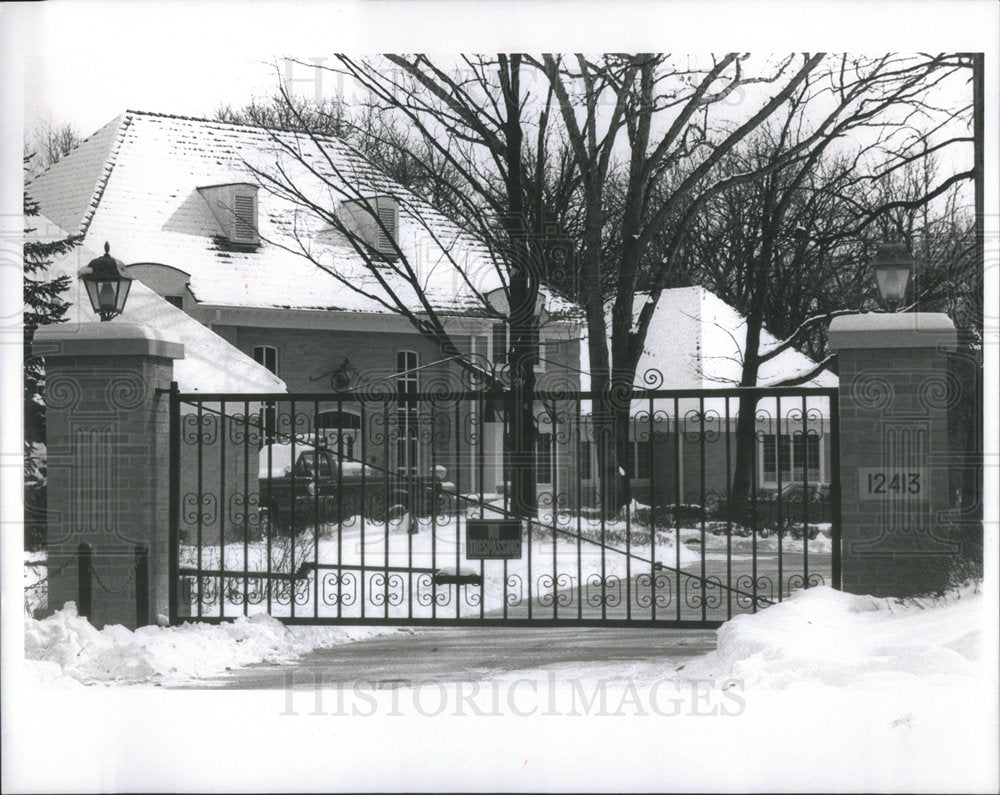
xmin=872 ymin=242 xmax=914 ymax=312
xmin=79 ymin=242 xmax=133 ymax=321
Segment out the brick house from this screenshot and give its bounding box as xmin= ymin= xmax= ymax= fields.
xmin=577 ymin=287 xmax=837 ymax=511
xmin=27 ymin=110 xmax=584 ymax=509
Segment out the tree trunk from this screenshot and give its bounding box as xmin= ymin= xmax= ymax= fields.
xmin=499 ymin=54 xmax=537 ymax=519
xmin=730 ymin=310 xmax=764 ymax=522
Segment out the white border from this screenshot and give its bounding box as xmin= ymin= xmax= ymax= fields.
xmin=2 ymin=1 xmax=998 ymax=792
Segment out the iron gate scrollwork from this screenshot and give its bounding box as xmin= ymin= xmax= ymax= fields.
xmin=168 ymin=384 xmax=840 ymax=627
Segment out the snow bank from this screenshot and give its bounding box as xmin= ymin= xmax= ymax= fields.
xmin=686 ymin=584 xmax=984 ymax=688
xmin=24 ymin=602 xmax=399 ymax=686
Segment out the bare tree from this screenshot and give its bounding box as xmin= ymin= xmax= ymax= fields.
xmin=215 ymin=93 xmax=468 ymax=216
xmin=536 ymin=53 xmax=972 ymax=513
xmin=25 ymin=119 xmax=81 ymax=177
xmin=241 ymin=55 xmax=578 ymax=515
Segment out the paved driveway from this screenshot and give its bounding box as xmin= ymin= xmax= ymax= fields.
xmin=184 ymin=626 xmax=717 ymax=689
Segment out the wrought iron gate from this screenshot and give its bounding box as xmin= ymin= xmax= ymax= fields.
xmin=168 ymin=385 xmax=840 ymax=627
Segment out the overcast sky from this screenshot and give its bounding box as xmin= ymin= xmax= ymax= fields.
xmin=5 ymin=0 xmax=995 ymax=140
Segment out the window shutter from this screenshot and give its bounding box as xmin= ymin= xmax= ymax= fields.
xmin=376 ymin=203 xmax=397 ymax=253
xmin=233 ymin=193 xmax=257 ymax=242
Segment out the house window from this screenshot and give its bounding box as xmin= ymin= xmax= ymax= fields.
xmin=252 ymin=345 xmax=278 ymax=375
xmin=491 ymin=321 xmax=542 ymax=369
xmin=396 ymin=351 xmax=419 ymax=475
xmin=317 ymin=410 xmax=361 ymax=461
xmin=578 ymin=439 xmax=592 ymax=481
xmin=793 ymin=433 xmax=821 ymax=473
xmin=536 ymin=432 xmax=553 ymax=485
xmin=253 ymin=345 xmax=278 ymax=442
xmin=761 ymin=432 xmax=819 ymax=481
xmin=627 ymin=440 xmax=652 ymax=479
xmin=164 ymin=295 xmax=183 ymax=309
xmin=492 ymin=322 xmax=507 ymax=365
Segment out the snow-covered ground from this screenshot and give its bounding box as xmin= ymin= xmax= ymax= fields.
xmin=17 ymin=581 xmax=997 ymax=790
xmin=24 ymin=603 xmax=402 ymax=687
xmin=174 ymin=513 xmax=831 ymax=621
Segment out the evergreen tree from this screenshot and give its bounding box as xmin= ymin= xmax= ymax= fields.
xmin=24 ymin=155 xmax=77 ymax=548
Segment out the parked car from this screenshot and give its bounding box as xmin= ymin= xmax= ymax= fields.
xmin=758 ymin=481 xmax=831 ymax=536
xmin=258 ymin=442 xmax=452 ymax=533
xmin=707 ymin=482 xmax=831 ymax=537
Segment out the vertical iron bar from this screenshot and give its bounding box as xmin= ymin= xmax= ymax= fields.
xmin=383 ymin=399 xmax=390 ymax=619
xmin=802 ymin=394 xmax=810 ymax=588
xmin=600 ymin=425 xmax=606 ymax=622
xmin=552 ymin=406 xmax=559 ymax=621
xmin=314 ymin=399 xmax=321 ymax=619
xmin=699 ymin=396 xmax=706 ymax=623
xmin=502 ymin=399 xmax=509 ymax=621
xmin=576 ymin=407 xmax=583 ymax=622
xmin=751 ymin=403 xmax=759 ymax=613
xmin=243 ymin=403 xmax=250 ymax=616
xmin=336 ymin=397 xmax=343 ymax=618
xmin=428 ymin=397 xmax=436 ymax=623
xmin=477 ymin=390 xmax=485 ymax=621
xmin=455 ymin=396 xmax=465 ymax=622
xmin=829 ymin=392 xmax=842 ymax=590
xmin=77 ymin=542 xmax=92 ymax=621
xmin=360 ymin=401 xmax=367 ymax=618
xmin=219 ymin=400 xmax=226 ymax=619
xmin=527 ymin=431 xmax=533 ymax=624
xmin=289 ymin=399 xmax=296 ymax=619
xmin=431 ymin=400 xmax=437 ymax=621
xmin=196 ymin=402 xmax=204 ymax=617
xmin=407 ymin=409 xmax=415 ymax=622
xmin=724 ymin=397 xmax=732 ymax=620
xmin=263 ymin=403 xmax=271 ymax=615
xmin=168 ymin=382 xmax=180 ymax=621
xmin=674 ymin=397 xmax=681 ymax=622
xmin=776 ymin=397 xmax=783 ymax=602
xmin=625 ymin=410 xmax=632 ymax=622
xmin=135 ymin=544 xmax=149 ymax=628
xmin=648 ymin=396 xmax=656 ymax=622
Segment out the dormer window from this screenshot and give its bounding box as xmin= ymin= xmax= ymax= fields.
xmin=338 ymin=195 xmax=399 ymax=257
xmin=197 ymin=183 xmax=259 ymax=246
xmin=232 ymin=193 xmax=257 ymax=243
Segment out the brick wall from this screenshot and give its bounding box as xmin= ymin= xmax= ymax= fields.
xmin=208 ymin=322 xmax=582 ymax=502
xmin=44 ymin=352 xmax=176 ymax=628
xmin=835 ymin=345 xmax=958 ymax=596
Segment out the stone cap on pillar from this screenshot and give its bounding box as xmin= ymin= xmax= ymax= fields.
xmin=828 ymin=312 xmax=956 ymax=352
xmin=33 ymin=322 xmax=185 ymax=360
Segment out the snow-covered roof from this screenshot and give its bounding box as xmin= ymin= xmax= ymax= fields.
xmin=27 ymin=110 xmax=573 ymax=320
xmin=31 ymin=216 xmax=285 ymax=394
xmin=580 ymin=285 xmax=837 ymax=391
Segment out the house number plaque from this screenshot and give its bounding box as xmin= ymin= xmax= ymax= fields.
xmin=858 ymin=467 xmax=929 ymax=501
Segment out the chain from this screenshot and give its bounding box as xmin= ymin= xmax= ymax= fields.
xmin=88 ymin=558 xmax=140 ymax=594
xmin=28 ymin=556 xmax=76 ymax=577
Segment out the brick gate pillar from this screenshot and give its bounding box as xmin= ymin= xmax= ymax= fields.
xmin=33 ymin=322 xmax=183 ymax=629
xmin=828 ymin=312 xmax=960 ymax=597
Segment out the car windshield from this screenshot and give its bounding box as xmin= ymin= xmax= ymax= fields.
xmin=296 ymin=451 xmax=333 ymax=477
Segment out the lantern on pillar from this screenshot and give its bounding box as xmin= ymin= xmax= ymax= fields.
xmin=79 ymin=242 xmax=133 ymax=321
xmin=872 ymin=242 xmax=914 ymax=312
